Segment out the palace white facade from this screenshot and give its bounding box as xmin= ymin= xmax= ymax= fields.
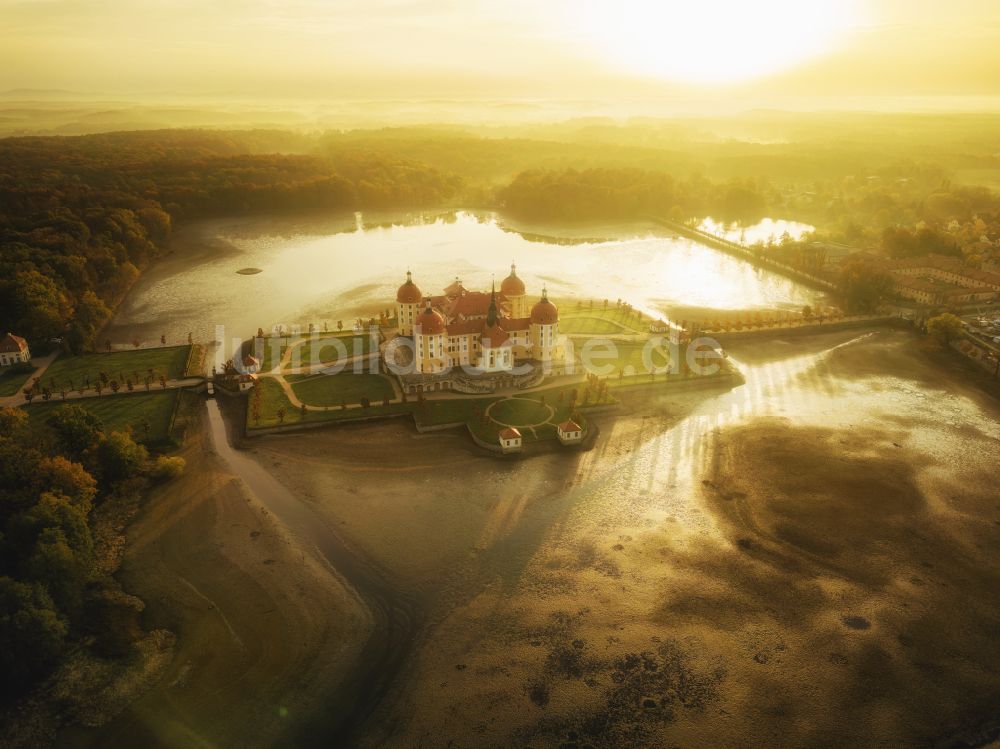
xmin=394 ymin=264 xmax=560 ymax=375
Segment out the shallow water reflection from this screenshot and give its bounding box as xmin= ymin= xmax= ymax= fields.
xmin=567 ymin=331 xmax=1000 ymax=543
xmin=106 ymin=211 xmax=824 ymax=356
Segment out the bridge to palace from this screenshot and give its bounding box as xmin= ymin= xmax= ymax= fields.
xmin=648 ymin=216 xmax=838 ymax=293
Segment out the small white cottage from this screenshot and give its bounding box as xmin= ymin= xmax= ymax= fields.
xmin=556 ymin=419 xmax=584 ymax=445
xmin=498 ymin=427 xmax=523 ymax=454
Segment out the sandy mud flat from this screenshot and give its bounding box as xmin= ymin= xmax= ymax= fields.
xmin=250 ymin=328 xmax=1000 ymax=748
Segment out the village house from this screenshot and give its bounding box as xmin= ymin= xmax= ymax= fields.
xmin=0 ymin=333 xmax=31 ymax=367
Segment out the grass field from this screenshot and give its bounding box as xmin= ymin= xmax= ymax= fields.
xmin=488 ymin=397 xmax=551 ymax=425
xmin=285 ymin=334 xmax=376 ymax=370
xmin=22 ymin=390 xmax=181 ymax=444
xmin=287 ymin=372 xmax=394 ymax=405
xmin=41 ymin=346 xmax=192 ymax=391
xmin=590 ymin=340 xmax=737 ymax=387
xmin=0 ymin=365 xmax=36 ymax=396
xmin=251 ymin=337 xmax=291 ymax=372
xmin=559 ymin=303 xmax=650 ymax=334
xmin=249 ymin=376 xmax=407 ymax=427
xmin=574 ymin=340 xmax=674 ymax=377
xmin=249 ymin=332 xmax=378 ymax=372
xmin=559 ymin=317 xmax=630 ymax=335
xmin=467 ymin=388 xmax=594 ymax=442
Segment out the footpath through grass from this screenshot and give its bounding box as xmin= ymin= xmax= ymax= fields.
xmin=285 ymin=335 xmax=376 ymax=370
xmin=247 ymin=331 xmax=379 ymax=372
xmin=0 ymin=366 xmax=36 ymax=396
xmin=248 ymin=377 xmax=409 ymax=428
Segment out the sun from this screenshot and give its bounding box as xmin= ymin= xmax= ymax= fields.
xmin=572 ymin=0 xmax=862 ymax=84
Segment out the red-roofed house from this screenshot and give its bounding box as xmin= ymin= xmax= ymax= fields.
xmin=242 ymin=355 xmax=261 ymax=374
xmin=557 ymin=419 xmax=584 ymax=445
xmin=0 ymin=333 xmax=30 ymax=367
xmin=498 ymin=427 xmax=522 ymax=453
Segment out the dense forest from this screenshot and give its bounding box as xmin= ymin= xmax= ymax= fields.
xmin=0 ymin=130 xmax=461 ymax=351
xmin=498 ymin=168 xmax=768 ymax=224
xmin=4 ymin=119 xmax=1000 ymax=349
xmin=0 ymin=405 xmax=183 ymax=703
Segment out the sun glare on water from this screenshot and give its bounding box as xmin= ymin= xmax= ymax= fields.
xmin=574 ymin=0 xmax=862 ymax=84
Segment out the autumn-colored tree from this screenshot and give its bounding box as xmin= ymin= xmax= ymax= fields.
xmin=926 ymin=313 xmax=965 ymax=345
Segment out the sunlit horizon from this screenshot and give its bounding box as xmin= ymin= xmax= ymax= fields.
xmin=572 ymin=0 xmax=864 ymax=84
xmin=1 ymin=0 xmax=999 ymax=105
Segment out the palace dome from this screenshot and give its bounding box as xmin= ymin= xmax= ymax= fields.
xmin=530 ymin=289 xmax=558 ymax=325
xmin=396 ymin=271 xmax=422 ymax=304
xmin=500 ymin=263 xmax=525 ymax=296
xmin=416 ymin=305 xmax=446 ymax=335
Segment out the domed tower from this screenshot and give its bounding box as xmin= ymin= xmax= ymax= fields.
xmin=413 ymin=299 xmax=447 ymax=374
xmin=396 ymin=271 xmax=422 ymax=336
xmin=530 ymin=286 xmax=559 ymax=362
xmin=500 ymin=262 xmax=527 ymax=318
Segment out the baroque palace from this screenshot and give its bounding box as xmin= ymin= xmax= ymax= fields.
xmin=390 ymin=264 xmax=563 ymax=392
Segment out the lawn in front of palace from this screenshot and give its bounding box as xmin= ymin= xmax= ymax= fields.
xmin=23 ymin=390 xmax=182 ymax=445
xmin=39 ymin=345 xmax=193 ymax=391
xmin=288 ymin=372 xmax=394 ymax=405
xmin=556 ymin=301 xmax=651 ymax=336
xmin=249 ymin=331 xmax=377 ymax=372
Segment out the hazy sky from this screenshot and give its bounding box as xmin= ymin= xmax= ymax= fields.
xmin=2 ymin=0 xmax=999 ymax=101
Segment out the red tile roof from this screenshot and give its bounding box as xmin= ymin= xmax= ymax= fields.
xmin=481 ymin=322 xmax=510 ymax=347
xmin=558 ymin=420 xmax=581 ymax=433
xmin=446 ymin=291 xmax=508 ymax=319
xmin=499 ymin=427 xmax=522 ymax=440
xmin=0 ymin=333 xmax=28 ymax=354
xmin=445 ymin=319 xmax=483 ymax=335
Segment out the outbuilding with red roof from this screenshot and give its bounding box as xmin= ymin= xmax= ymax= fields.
xmin=557 ymin=419 xmax=584 ymax=445
xmin=0 ymin=333 xmax=30 ymax=367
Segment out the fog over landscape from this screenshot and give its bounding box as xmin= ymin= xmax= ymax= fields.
xmin=2 ymin=2 xmax=1000 ymax=749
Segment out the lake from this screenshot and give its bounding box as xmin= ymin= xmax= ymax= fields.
xmin=104 ymin=211 xmax=822 ymax=357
